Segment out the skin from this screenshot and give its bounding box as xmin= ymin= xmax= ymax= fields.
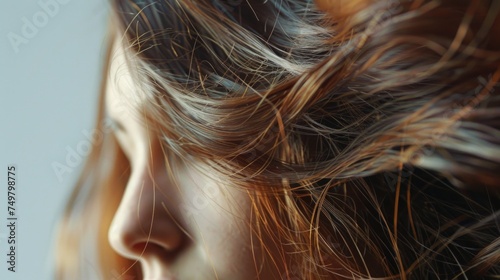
xmin=105 ymin=38 xmax=283 ymax=280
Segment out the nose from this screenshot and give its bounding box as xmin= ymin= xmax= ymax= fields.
xmin=108 ymin=155 xmax=185 ymax=261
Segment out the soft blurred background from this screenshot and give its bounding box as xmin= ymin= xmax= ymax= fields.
xmin=0 ymin=1 xmax=109 ymax=279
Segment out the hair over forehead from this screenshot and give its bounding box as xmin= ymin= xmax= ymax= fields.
xmin=108 ymin=0 xmax=500 ymax=186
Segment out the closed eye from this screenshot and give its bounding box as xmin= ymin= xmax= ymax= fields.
xmin=109 ymin=117 xmax=126 ymax=133
xmin=108 ymin=116 xmax=135 ymax=163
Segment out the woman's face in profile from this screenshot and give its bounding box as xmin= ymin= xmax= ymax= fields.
xmin=104 ymin=40 xmax=282 ymax=279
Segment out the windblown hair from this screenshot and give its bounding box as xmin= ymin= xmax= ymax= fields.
xmin=55 ymin=0 xmax=500 ymax=279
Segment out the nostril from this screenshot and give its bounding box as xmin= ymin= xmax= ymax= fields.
xmin=130 ymin=241 xmax=151 ymax=257
xmin=130 ymin=239 xmax=188 ymax=262
xmin=108 ymin=226 xmax=156 ymax=259
xmin=108 ymin=226 xmax=141 ymax=259
xmin=108 ymin=218 xmax=186 ymax=260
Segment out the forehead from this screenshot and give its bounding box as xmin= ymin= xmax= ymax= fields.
xmin=105 ymin=38 xmax=142 ymax=119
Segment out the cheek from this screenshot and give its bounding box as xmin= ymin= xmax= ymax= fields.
xmin=178 ymin=173 xmax=259 ymax=270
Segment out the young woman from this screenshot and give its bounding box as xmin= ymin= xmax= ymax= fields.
xmin=55 ymin=0 xmax=500 ymax=279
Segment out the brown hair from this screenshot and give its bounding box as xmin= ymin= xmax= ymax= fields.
xmin=55 ymin=0 xmax=500 ymax=278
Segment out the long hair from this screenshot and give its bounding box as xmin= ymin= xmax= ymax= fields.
xmin=55 ymin=0 xmax=500 ymax=279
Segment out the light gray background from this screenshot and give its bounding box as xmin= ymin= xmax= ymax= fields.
xmin=0 ymin=0 xmax=109 ymax=279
